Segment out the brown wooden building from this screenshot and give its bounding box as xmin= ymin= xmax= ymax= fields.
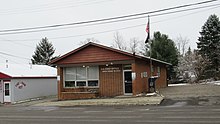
xmin=50 ymin=42 xmax=171 ymax=100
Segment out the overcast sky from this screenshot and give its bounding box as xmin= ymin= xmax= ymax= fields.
xmin=0 ymin=0 xmax=220 ymax=65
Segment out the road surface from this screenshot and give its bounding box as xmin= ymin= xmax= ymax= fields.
xmin=0 ymin=105 xmax=220 ymax=124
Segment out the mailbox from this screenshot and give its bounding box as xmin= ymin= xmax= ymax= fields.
xmin=148 ymin=76 xmax=158 ymax=93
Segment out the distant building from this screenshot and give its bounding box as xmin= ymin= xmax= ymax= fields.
xmin=0 ymin=64 xmax=57 ymax=103
xmin=50 ymin=42 xmax=171 ymax=100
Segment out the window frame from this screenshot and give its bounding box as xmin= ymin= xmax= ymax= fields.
xmin=63 ymin=66 xmax=99 ymax=88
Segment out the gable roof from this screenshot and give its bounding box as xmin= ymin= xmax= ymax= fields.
xmin=0 ymin=64 xmax=57 ymax=78
xmin=50 ymin=42 xmax=171 ymax=66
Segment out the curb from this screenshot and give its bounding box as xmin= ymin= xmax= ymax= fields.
xmin=32 ymin=95 xmax=164 ymax=107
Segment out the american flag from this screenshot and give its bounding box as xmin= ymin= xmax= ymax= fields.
xmin=145 ymin=17 xmax=150 ymax=43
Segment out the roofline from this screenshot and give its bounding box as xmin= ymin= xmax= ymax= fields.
xmin=49 ymin=42 xmax=171 ymax=66
xmin=0 ymin=76 xmax=56 ymax=79
xmin=139 ymin=56 xmax=172 ymax=65
xmin=12 ymin=76 xmax=57 ymax=79
xmin=0 ymin=72 xmax=12 ymax=79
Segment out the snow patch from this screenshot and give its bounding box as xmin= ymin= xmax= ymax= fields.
xmin=0 ymin=63 xmax=56 ymax=77
xmin=168 ymin=83 xmax=189 ymax=87
xmin=206 ymin=80 xmax=220 ymax=86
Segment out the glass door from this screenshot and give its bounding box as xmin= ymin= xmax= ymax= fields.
xmin=4 ymin=82 xmax=11 ymax=102
xmin=124 ymin=71 xmax=132 ymax=94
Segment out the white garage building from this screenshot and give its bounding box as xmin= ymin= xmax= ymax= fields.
xmin=0 ymin=64 xmax=57 ymax=103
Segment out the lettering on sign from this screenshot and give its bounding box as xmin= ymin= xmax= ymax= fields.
xmin=15 ymin=82 xmax=26 ymax=89
xmin=101 ymin=67 xmax=121 ymax=73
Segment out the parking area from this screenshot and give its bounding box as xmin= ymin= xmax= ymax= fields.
xmin=159 ymin=83 xmax=220 ymax=106
xmin=159 ymin=83 xmax=220 ymax=98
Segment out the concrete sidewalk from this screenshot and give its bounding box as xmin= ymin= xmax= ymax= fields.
xmin=32 ymin=94 xmax=163 ymax=107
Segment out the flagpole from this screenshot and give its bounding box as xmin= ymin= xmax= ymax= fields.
xmin=145 ymin=15 xmax=154 ymax=92
xmin=147 ymin=15 xmax=152 ymax=78
xmin=145 ymin=15 xmax=155 ymax=93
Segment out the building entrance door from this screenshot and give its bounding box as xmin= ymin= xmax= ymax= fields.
xmin=3 ymin=82 xmax=11 ymax=103
xmin=124 ymin=71 xmax=132 ymax=94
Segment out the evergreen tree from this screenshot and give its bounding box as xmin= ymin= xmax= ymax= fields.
xmin=146 ymin=31 xmax=179 ymax=79
xmin=150 ymin=32 xmax=179 ymax=66
xmin=31 ymin=37 xmax=57 ymax=65
xmin=185 ymin=47 xmax=192 ymax=56
xmin=197 ymin=14 xmax=220 ymax=80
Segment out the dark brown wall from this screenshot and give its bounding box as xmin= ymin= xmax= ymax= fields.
xmin=60 ymin=92 xmax=98 ymax=100
xmin=148 ymin=62 xmax=168 ymax=89
xmin=99 ymin=65 xmax=123 ymax=97
xmin=155 ymin=64 xmax=167 ymax=89
xmin=56 ymin=45 xmax=133 ymax=65
xmin=132 ymin=59 xmax=168 ymax=94
xmin=132 ymin=60 xmax=149 ymax=95
xmin=57 ymin=67 xmax=63 ymax=100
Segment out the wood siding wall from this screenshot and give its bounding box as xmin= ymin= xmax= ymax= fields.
xmin=56 ymin=45 xmax=133 ymax=65
xmin=57 ymin=67 xmax=63 ymax=100
xmin=99 ymin=65 xmax=123 ymax=97
xmin=132 ymin=60 xmax=149 ymax=95
xmin=147 ymin=62 xmax=167 ymax=89
xmin=155 ymin=65 xmax=167 ymax=89
xmin=132 ymin=59 xmax=168 ymax=94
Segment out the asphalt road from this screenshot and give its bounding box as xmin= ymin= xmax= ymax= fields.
xmin=0 ymin=84 xmax=219 ymax=124
xmin=0 ymin=105 xmax=220 ymax=124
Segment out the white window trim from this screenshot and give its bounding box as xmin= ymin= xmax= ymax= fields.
xmin=63 ymin=66 xmax=99 ymax=88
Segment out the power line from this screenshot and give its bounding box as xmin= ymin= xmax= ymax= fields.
xmin=0 ymin=54 xmax=25 ymax=65
xmin=0 ymin=51 xmax=30 ymax=60
xmin=0 ymin=2 xmax=219 ymax=36
xmin=0 ymin=37 xmax=33 ymax=48
xmin=3 ymin=4 xmax=220 ymax=41
xmin=0 ymin=3 xmax=218 ymax=62
xmin=0 ymin=0 xmax=217 ymax=34
xmin=0 ymin=0 xmax=113 ymax=15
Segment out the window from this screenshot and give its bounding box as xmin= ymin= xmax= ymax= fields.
xmin=76 ymin=67 xmax=87 ymax=80
xmin=65 ymin=67 xmax=76 ymax=81
xmin=64 ymin=67 xmax=76 ymax=87
xmin=65 ymin=81 xmax=75 ymax=87
xmin=64 ymin=66 xmax=99 ymax=88
xmin=123 ymin=65 xmax=131 ymax=70
xmin=157 ymin=67 xmax=160 ymax=77
xmin=76 ymin=81 xmax=86 ymax=86
xmin=88 ymin=80 xmax=99 ymax=86
xmin=151 ymin=65 xmax=154 ymax=73
xmin=4 ymin=83 xmax=10 ymax=96
xmin=87 ymin=66 xmax=99 ymax=87
xmin=87 ymin=66 xmax=99 ymax=79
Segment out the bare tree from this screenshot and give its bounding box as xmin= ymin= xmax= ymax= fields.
xmin=112 ymin=32 xmax=127 ymax=50
xmin=139 ymin=41 xmax=149 ymax=56
xmin=175 ymin=35 xmax=189 ymax=55
xmin=79 ymin=38 xmax=99 ymax=45
xmin=129 ymin=37 xmax=140 ymax=53
xmin=194 ymin=50 xmax=210 ymax=81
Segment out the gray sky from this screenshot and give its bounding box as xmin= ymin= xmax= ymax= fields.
xmin=0 ymin=0 xmax=220 ymax=64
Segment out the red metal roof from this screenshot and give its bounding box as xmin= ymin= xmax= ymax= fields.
xmin=0 ymin=72 xmax=11 ymax=79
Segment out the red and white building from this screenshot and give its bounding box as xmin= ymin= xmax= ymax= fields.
xmin=0 ymin=64 xmax=57 ymax=103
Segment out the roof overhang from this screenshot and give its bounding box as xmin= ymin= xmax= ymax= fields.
xmin=49 ymin=42 xmax=172 ymax=66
